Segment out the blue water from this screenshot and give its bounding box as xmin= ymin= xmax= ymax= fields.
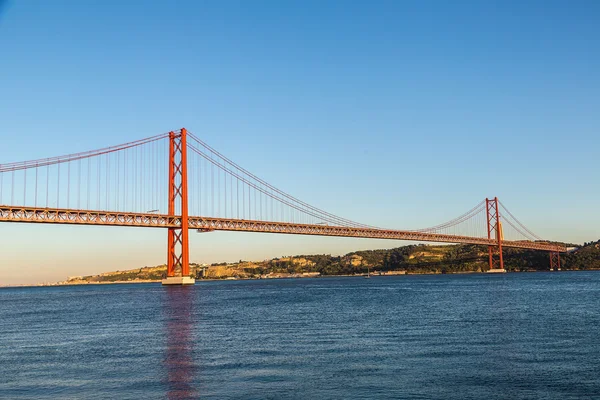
xmin=1 ymin=272 xmax=600 ymax=399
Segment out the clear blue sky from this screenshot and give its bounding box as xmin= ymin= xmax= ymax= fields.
xmin=1 ymin=1 xmax=598 ymax=284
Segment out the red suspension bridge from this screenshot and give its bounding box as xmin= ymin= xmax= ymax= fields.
xmin=0 ymin=128 xmax=565 ymax=284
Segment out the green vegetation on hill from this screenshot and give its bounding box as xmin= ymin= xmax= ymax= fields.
xmin=566 ymin=240 xmax=600 ymax=270
xmin=70 ymin=240 xmax=600 ymax=283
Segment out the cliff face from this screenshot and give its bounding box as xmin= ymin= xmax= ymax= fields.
xmin=62 ymin=241 xmax=599 ymax=283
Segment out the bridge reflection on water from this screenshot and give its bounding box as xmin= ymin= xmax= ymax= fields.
xmin=163 ymin=287 xmax=198 ymax=399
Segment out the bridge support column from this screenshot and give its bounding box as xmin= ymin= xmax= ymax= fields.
xmin=549 ymin=252 xmax=561 ymax=271
xmin=486 ymin=197 xmax=505 ymax=273
xmin=163 ymin=128 xmax=194 ymax=286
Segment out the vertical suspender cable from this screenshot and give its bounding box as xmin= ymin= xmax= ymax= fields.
xmin=35 ymin=166 xmax=38 ymax=207
xmin=217 ymin=156 xmax=220 ymax=217
xmin=77 ymin=159 xmax=81 ymax=209
xmin=57 ymin=163 xmax=60 ymax=207
xmin=125 ymin=147 xmax=128 ymax=211
xmin=211 ymin=153 xmax=214 ymax=216
xmin=106 ymin=153 xmax=110 ymax=210
xmin=141 ymin=143 xmax=144 ymax=212
xmin=23 ymin=169 xmax=27 ymax=205
xmin=46 ymin=164 xmax=49 ymax=207
xmin=133 ymin=145 xmax=137 ymax=212
xmin=97 ymin=156 xmax=100 ymax=209
xmin=202 ymin=148 xmax=204 ymax=216
xmin=116 ymin=149 xmax=120 ymax=211
xmin=67 ymin=161 xmax=70 ymax=208
xmin=87 ymin=158 xmax=90 ymax=209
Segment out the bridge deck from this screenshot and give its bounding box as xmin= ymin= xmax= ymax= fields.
xmin=0 ymin=206 xmax=566 ymax=252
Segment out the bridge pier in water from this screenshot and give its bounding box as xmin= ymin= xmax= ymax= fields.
xmin=162 ymin=128 xmax=194 ymax=286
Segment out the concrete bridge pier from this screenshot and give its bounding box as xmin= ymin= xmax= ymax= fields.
xmin=162 ymin=276 xmax=195 ymax=285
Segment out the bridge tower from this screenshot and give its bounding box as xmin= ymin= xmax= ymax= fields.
xmin=486 ymin=197 xmax=505 ymax=273
xmin=162 ymin=128 xmax=194 ymax=285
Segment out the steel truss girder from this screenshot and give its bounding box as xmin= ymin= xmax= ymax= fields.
xmin=0 ymin=205 xmax=567 ymax=253
xmin=0 ymin=206 xmax=178 ymax=227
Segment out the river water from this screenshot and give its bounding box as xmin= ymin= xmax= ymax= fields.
xmin=1 ymin=272 xmax=599 ymax=399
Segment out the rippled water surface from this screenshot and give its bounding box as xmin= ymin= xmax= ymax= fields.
xmin=1 ymin=272 xmax=600 ymax=399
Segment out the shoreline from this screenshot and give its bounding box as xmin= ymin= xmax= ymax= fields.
xmin=3 ymin=269 xmax=598 ymax=289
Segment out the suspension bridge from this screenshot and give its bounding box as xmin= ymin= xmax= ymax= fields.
xmin=0 ymin=128 xmax=566 ymax=284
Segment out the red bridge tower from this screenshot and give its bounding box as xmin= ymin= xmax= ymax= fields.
xmin=486 ymin=197 xmax=505 ymax=273
xmin=162 ymin=128 xmax=193 ymax=285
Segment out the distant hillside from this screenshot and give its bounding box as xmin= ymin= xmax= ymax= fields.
xmin=61 ymin=240 xmax=600 ymax=284
xmin=565 ymin=240 xmax=600 ymax=270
